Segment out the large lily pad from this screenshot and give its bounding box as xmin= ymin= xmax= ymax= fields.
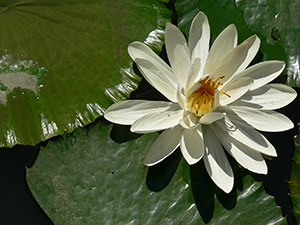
xmin=0 ymin=0 xmax=170 ymax=147
xmin=175 ymin=0 xmax=287 ymax=63
xmin=235 ymin=0 xmax=300 ymax=87
xmin=26 ymin=121 xmax=285 ymax=224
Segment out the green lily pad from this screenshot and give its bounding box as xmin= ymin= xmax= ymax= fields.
xmin=26 ymin=121 xmax=285 ymax=224
xmin=0 ymin=0 xmax=170 ymax=147
xmin=175 ymin=0 xmax=287 ymax=63
xmin=235 ymin=0 xmax=300 ymax=87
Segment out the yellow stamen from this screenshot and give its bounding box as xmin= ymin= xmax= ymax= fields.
xmin=186 ymin=76 xmax=230 ymax=117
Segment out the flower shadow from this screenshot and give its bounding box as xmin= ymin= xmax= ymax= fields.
xmin=146 ymin=148 xmax=182 ymax=192
xmin=109 ymin=123 xmax=142 ymax=143
xmin=190 ymin=153 xmax=242 ymax=223
xmin=251 ymin=87 xmax=300 ymax=224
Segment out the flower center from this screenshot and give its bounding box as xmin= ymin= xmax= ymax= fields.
xmin=186 ymin=76 xmax=229 ymax=117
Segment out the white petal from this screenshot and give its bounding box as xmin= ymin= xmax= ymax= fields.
xmin=199 ymin=112 xmax=225 ymax=125
xmin=213 ymin=41 xmax=249 ymax=83
xmin=179 ymin=112 xmax=200 ymax=129
xmin=180 ymin=127 xmax=204 ymax=165
xmin=189 ymin=12 xmax=210 ymax=65
xmin=231 ymin=60 xmax=285 ymax=91
xmin=231 ymin=83 xmax=297 ymax=110
xmin=165 ymin=23 xmax=191 ymax=88
xmin=185 ymin=57 xmax=201 ymax=92
xmin=131 ymin=104 xmax=183 ymax=133
xmin=128 ymin=42 xmax=178 ymax=102
xmin=144 ymin=125 xmax=184 ymax=166
xmin=202 ymin=125 xmax=234 ymax=193
xmin=235 ymin=35 xmax=261 ymax=74
xmin=228 ymin=106 xmax=294 ymax=132
xmin=203 ymin=24 xmax=238 ymax=75
xmin=104 ymin=100 xmax=172 ymax=125
xmin=220 ymin=77 xmax=253 ymax=106
xmin=211 ymin=123 xmax=267 ymax=174
xmin=215 ymin=116 xmax=277 ymax=157
xmin=185 ymin=75 xmax=203 ymax=98
xmin=177 ymin=87 xmax=187 ymax=111
xmin=214 ymin=90 xmax=220 ymax=109
xmin=185 ymin=72 xmax=214 ymax=98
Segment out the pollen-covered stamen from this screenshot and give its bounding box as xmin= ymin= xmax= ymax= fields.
xmin=186 ymin=76 xmax=230 ymax=117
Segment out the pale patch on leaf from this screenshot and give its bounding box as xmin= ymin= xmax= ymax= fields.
xmin=0 ymin=72 xmax=38 ymax=104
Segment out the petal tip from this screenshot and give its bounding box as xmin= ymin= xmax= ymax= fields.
xmin=228 ymin=23 xmax=237 ymax=31
xmin=142 ymin=160 xmax=154 ymax=167
xmin=194 ymin=11 xmax=208 ymax=21
xmin=223 ymin=184 xmax=234 ymax=194
xmin=165 ymin=22 xmax=176 ymax=30
xmin=143 ymin=154 xmax=164 ymax=167
xmin=184 ymin=157 xmax=201 ymax=165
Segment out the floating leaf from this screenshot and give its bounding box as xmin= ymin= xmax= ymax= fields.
xmin=27 ymin=121 xmax=285 ymax=224
xmin=175 ymin=0 xmax=287 ymax=63
xmin=235 ymin=0 xmax=300 ymax=87
xmin=0 ymin=0 xmax=170 ymax=147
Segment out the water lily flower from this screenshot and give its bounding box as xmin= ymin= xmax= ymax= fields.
xmin=104 ymin=12 xmax=297 ymax=193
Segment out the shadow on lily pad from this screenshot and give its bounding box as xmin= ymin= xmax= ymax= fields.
xmin=110 ymin=123 xmax=142 ymax=143
xmin=190 ymin=153 xmax=243 ymax=223
xmin=146 ymin=148 xmax=182 ymax=192
xmin=251 ymin=87 xmax=300 ymax=225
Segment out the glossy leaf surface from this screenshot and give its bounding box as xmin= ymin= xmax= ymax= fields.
xmin=27 ymin=122 xmax=285 ymax=224
xmin=0 ymin=0 xmax=170 ymax=146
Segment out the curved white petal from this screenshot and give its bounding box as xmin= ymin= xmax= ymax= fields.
xmin=189 ymin=11 xmax=210 ymax=66
xmin=215 ymin=116 xmax=277 ymax=157
xmin=231 ymin=60 xmax=285 ymax=91
xmin=211 ymin=123 xmax=267 ymax=174
xmin=214 ymin=90 xmax=220 ymax=109
xmin=202 ymin=125 xmax=234 ymax=193
xmin=176 ymin=86 xmax=187 ymax=110
xmin=231 ymin=83 xmax=297 ymax=110
xmin=235 ymin=35 xmax=261 ymax=74
xmin=203 ymin=24 xmax=238 ymax=75
xmin=128 ymin=42 xmax=178 ymax=102
xmin=165 ymin=23 xmax=191 ymax=88
xmin=228 ymin=106 xmax=294 ymax=132
xmin=199 ymin=112 xmax=225 ymax=125
xmin=220 ymin=77 xmax=253 ymax=106
xmin=131 ymin=104 xmax=183 ymax=133
xmin=213 ymin=42 xmax=249 ymax=83
xmin=185 ymin=74 xmax=205 ymax=98
xmin=185 ymin=72 xmax=215 ymax=99
xmin=180 ymin=127 xmax=204 ymax=165
xmin=143 ymin=125 xmax=184 ymax=166
xmin=104 ymin=100 xmax=172 ymax=125
xmin=179 ymin=112 xmax=200 ymax=129
xmin=186 ymin=57 xmax=201 ymax=92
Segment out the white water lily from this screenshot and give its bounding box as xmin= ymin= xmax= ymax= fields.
xmin=104 ymin=12 xmax=297 ymax=193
